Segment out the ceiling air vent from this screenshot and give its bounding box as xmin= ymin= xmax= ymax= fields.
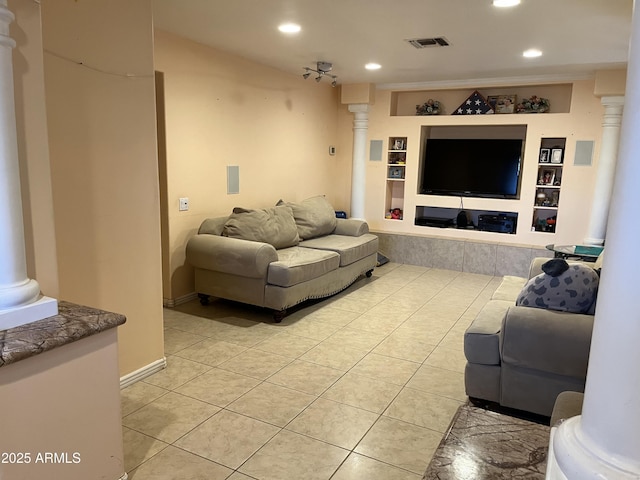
xmin=406 ymin=37 xmax=450 ymax=49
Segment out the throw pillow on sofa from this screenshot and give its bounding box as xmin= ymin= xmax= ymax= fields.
xmin=516 ymin=258 xmax=599 ymax=314
xmin=222 ymin=205 xmax=299 ymax=249
xmin=277 ymin=195 xmax=337 ymax=240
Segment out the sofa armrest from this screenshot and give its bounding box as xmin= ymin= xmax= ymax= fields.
xmin=186 ymin=234 xmax=278 ymax=278
xmin=334 ymin=218 xmax=369 ymax=237
xmin=501 ymin=306 xmax=593 ymax=378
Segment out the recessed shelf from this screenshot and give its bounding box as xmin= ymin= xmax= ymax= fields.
xmin=532 ymin=137 xmax=565 ymax=232
xmin=390 ymin=84 xmax=573 ymax=116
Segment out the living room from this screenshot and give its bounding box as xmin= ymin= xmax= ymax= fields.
xmin=3 ymin=0 xmax=638 ymax=479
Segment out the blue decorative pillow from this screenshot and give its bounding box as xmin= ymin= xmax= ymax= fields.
xmin=516 ymin=259 xmax=599 ymax=314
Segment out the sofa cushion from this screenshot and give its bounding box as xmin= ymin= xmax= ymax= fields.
xmin=464 ymin=299 xmax=513 ymax=366
xmin=516 ymin=261 xmax=599 ymax=314
xmin=199 ymin=216 xmax=228 ymax=235
xmin=268 ymin=247 xmax=340 ymax=287
xmin=491 ymin=276 xmax=527 ymax=301
xmin=299 ymin=233 xmax=378 ymax=267
xmin=277 ymin=196 xmax=337 ymax=240
xmin=223 ymin=206 xmax=299 ymax=249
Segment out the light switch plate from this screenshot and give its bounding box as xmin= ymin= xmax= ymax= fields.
xmin=179 ymin=197 xmax=189 ymax=211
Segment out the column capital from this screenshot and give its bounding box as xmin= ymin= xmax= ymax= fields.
xmin=347 ymin=103 xmax=370 ymax=114
xmin=601 ymin=95 xmax=625 ymax=107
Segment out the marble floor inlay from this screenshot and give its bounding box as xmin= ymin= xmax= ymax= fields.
xmin=122 ymin=263 xmax=553 ymax=479
xmin=423 ymin=403 xmax=551 ymax=479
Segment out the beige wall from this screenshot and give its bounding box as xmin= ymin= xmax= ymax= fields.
xmin=363 ymin=80 xmax=605 ymax=247
xmin=154 ymin=30 xmax=348 ymax=301
xmin=41 ymin=0 xmax=164 ymax=376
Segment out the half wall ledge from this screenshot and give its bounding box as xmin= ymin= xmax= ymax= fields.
xmin=0 ymin=300 xmax=126 ymax=367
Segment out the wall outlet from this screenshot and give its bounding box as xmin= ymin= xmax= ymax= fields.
xmin=179 ymin=197 xmax=189 ymax=211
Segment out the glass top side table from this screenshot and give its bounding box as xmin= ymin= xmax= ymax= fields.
xmin=545 ymin=244 xmax=604 ymax=262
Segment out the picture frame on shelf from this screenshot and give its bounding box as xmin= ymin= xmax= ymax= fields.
xmin=539 ymin=148 xmax=550 ymax=163
xmin=388 ymin=167 xmax=404 ymax=179
xmin=392 ymin=138 xmax=406 ymax=150
xmin=487 ymin=95 xmax=516 ymax=114
xmin=551 ymin=148 xmax=564 ymax=164
xmin=539 ymin=169 xmax=555 ymax=185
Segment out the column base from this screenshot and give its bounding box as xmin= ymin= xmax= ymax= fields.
xmin=0 ymin=296 xmax=58 ymax=330
xmin=547 ymin=416 xmax=640 ymax=479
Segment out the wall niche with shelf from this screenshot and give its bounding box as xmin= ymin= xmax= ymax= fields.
xmin=532 ymin=137 xmax=566 ymax=233
xmin=384 ymin=136 xmax=407 ymax=220
xmin=417 ymin=124 xmax=527 ymax=199
xmin=415 ymin=206 xmax=518 ymax=234
xmin=390 ymin=84 xmax=573 ymax=117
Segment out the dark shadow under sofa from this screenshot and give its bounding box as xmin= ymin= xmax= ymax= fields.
xmin=186 ymin=196 xmax=378 ymax=321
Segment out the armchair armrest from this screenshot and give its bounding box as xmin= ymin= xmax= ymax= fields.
xmin=186 ymin=234 xmax=278 ymax=278
xmin=334 ymin=218 xmax=369 ymax=237
xmin=501 ymin=306 xmax=593 ymax=379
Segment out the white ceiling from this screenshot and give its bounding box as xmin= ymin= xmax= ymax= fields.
xmin=151 ymin=0 xmax=633 ymax=87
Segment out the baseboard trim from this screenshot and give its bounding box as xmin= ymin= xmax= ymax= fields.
xmin=120 ymin=357 xmax=167 ymax=389
xmin=163 ymin=292 xmax=197 ymax=308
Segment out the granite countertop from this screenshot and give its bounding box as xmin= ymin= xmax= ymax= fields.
xmin=0 ymin=300 xmax=126 ymax=368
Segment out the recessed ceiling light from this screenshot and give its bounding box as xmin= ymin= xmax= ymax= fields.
xmin=523 ymin=48 xmax=542 ymax=58
xmin=365 ymin=63 xmax=381 ymax=70
xmin=278 ymin=23 xmax=301 ymax=34
xmin=493 ymin=0 xmax=521 ymax=7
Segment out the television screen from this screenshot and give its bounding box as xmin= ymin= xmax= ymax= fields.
xmin=420 ymin=138 xmax=523 ymax=199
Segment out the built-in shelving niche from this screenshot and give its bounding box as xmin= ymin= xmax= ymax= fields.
xmin=390 ymin=84 xmax=573 ymax=116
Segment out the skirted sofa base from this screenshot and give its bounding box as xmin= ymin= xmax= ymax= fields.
xmin=194 ymin=253 xmax=375 ymax=317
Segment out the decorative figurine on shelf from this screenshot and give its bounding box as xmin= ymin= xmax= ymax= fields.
xmin=416 ymin=99 xmax=441 ymax=115
xmin=516 ymin=95 xmax=550 ymax=113
xmin=546 ymin=216 xmax=557 ymax=232
xmin=385 ymin=208 xmax=403 ymax=220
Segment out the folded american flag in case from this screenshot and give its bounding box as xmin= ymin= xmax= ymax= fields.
xmin=452 ymin=90 xmax=494 ymax=115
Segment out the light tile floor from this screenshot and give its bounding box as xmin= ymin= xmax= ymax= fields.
xmin=122 ymin=263 xmax=502 ymax=479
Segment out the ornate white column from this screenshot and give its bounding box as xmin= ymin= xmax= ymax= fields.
xmin=348 ymin=103 xmax=369 ymax=220
xmin=0 ymin=0 xmax=56 ymax=328
xmin=583 ymin=96 xmax=625 ymax=245
xmin=546 ymin=4 xmax=640 ymax=479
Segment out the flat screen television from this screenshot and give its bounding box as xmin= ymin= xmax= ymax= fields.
xmin=420 ymin=138 xmax=523 ymax=199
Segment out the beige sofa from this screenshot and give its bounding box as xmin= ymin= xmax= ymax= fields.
xmin=464 ymin=255 xmax=601 ymax=417
xmin=186 ymin=197 xmax=378 ymax=321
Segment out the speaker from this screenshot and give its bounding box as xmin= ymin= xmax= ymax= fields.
xmin=456 ymin=211 xmax=468 ymax=228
